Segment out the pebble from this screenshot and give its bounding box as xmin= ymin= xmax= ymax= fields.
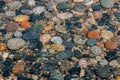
xmin=90 ymin=46 xmax=102 ymax=55
xmin=73 ymin=35 xmax=85 ymax=45
xmin=13 ymin=30 xmax=22 ymax=38
xmin=5 ymin=10 xmax=15 ymax=17
xmin=57 ymin=12 xmax=73 ymax=20
xmin=40 ymin=34 xmax=51 ymax=44
xmin=57 ymin=2 xmax=70 ymax=10
xmin=7 ymin=1 xmax=22 ymax=10
xmin=109 ymin=60 xmax=120 ymax=67
xmin=86 ymin=38 xmax=96 ymax=46
xmin=88 ymin=30 xmax=100 ymax=39
xmin=7 ymin=38 xmax=26 ymax=50
xmin=28 ymin=0 xmax=36 ymax=6
xmin=13 ymin=15 xmax=29 ymax=22
xmin=0 ymin=43 xmax=6 ymax=51
xmin=105 ymin=41 xmax=117 ymax=50
xmin=74 ymin=2 xmax=85 ymax=12
xmin=51 ymin=36 xmax=62 ymax=44
xmin=111 ymin=37 xmax=120 ymax=44
xmin=95 ymin=66 xmax=112 ymax=78
xmin=33 ymin=6 xmax=46 ymax=14
xmin=79 ymin=58 xmax=87 ymax=68
xmin=84 ymin=0 xmax=93 ymax=5
xmin=99 ymin=59 xmax=108 ymax=65
xmin=73 ymin=0 xmax=84 ymax=2
xmin=51 ymin=44 xmax=65 ymax=52
xmin=55 ymin=26 xmax=67 ymax=33
xmin=32 ymin=24 xmax=44 ymax=33
xmin=54 ymin=0 xmax=68 ymax=3
xmin=12 ymin=63 xmax=24 ymax=74
xmin=101 ymin=30 xmax=114 ymax=40
xmin=100 ymin=0 xmax=114 ymax=8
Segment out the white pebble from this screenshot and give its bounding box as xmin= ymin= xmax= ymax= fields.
xmin=33 ymin=6 xmax=46 ymax=14
xmin=51 ymin=36 xmax=62 ymax=44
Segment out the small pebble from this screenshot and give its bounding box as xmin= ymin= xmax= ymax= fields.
xmin=5 ymin=10 xmax=15 ymax=17
xmin=51 ymin=36 xmax=62 ymax=44
xmin=40 ymin=34 xmax=51 ymax=44
xmin=33 ymin=6 xmax=45 ymax=14
xmin=13 ymin=15 xmax=29 ymax=22
xmin=13 ymin=30 xmax=22 ymax=38
xmin=84 ymin=0 xmax=93 ymax=5
xmin=57 ymin=12 xmax=73 ymax=20
xmin=88 ymin=30 xmax=100 ymax=39
xmin=90 ymin=46 xmax=102 ymax=55
xmin=105 ymin=41 xmax=117 ymax=50
xmin=86 ymin=38 xmax=96 ymax=46
xmin=100 ymin=0 xmax=114 ymax=8
xmin=51 ymin=44 xmax=65 ymax=52
xmin=12 ymin=63 xmax=24 ymax=74
xmin=101 ymin=30 xmax=114 ymax=40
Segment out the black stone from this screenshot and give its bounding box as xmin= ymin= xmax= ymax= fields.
xmin=15 ymin=10 xmax=21 ymax=15
xmin=2 ymin=71 xmax=10 ymax=77
xmin=3 ymin=58 xmax=13 ymax=66
xmin=29 ymin=14 xmax=37 ymax=22
xmin=117 ymin=31 xmax=120 ymax=35
xmin=0 ymin=29 xmax=7 ymax=34
xmin=92 ymin=4 xmax=102 ymax=11
xmin=37 ymin=41 xmax=43 ymax=50
xmin=69 ymin=67 xmax=80 ymax=75
xmin=108 ymin=27 xmax=116 ymax=32
xmin=64 ymin=74 xmax=71 ymax=80
xmin=2 ymin=66 xmax=12 ymax=72
xmin=91 ymin=24 xmax=98 ymax=30
xmin=25 ymin=55 xmax=36 ymax=62
xmin=74 ymin=50 xmax=82 ymax=59
xmin=33 ymin=62 xmax=41 ymax=69
xmin=17 ymin=74 xmax=34 ymax=80
xmin=0 ymin=1 xmax=5 ymax=8
xmin=29 ymin=68 xmax=41 ymax=74
xmin=0 ymin=8 xmax=5 ymax=13
xmin=114 ymin=12 xmax=120 ymax=17
xmin=95 ymin=66 xmax=112 ymax=78
xmin=74 ymin=22 xmax=82 ymax=28
xmin=105 ymin=50 xmax=117 ymax=61
xmin=37 ymin=12 xmax=45 ymax=20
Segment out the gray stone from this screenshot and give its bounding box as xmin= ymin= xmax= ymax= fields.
xmin=33 ymin=6 xmax=46 ymax=14
xmin=13 ymin=30 xmax=22 ymax=38
xmin=90 ymin=46 xmax=102 ymax=55
xmin=100 ymin=0 xmax=114 ymax=8
xmin=7 ymin=38 xmax=26 ymax=50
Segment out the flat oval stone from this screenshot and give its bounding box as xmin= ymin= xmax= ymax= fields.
xmin=13 ymin=30 xmax=22 ymax=38
xmin=5 ymin=10 xmax=15 ymax=16
xmin=51 ymin=44 xmax=65 ymax=52
xmin=54 ymin=0 xmax=68 ymax=3
xmin=7 ymin=1 xmax=22 ymax=10
xmin=74 ymin=2 xmax=85 ymax=12
xmin=57 ymin=12 xmax=73 ymax=20
xmin=101 ymin=30 xmax=114 ymax=40
xmin=7 ymin=38 xmax=26 ymax=50
xmin=33 ymin=6 xmax=45 ymax=14
xmin=90 ymin=46 xmax=102 ymax=55
xmin=55 ymin=26 xmax=67 ymax=33
xmin=100 ymin=0 xmax=114 ymax=8
xmin=56 ymin=2 xmax=70 ymax=10
xmin=13 ymin=15 xmax=29 ymax=22
xmin=51 ymin=36 xmax=62 ymax=44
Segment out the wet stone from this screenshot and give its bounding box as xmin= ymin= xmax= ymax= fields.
xmin=86 ymin=38 xmax=96 ymax=46
xmin=33 ymin=6 xmax=46 ymax=14
xmin=7 ymin=38 xmax=26 ymax=50
xmin=32 ymin=24 xmax=44 ymax=33
xmin=90 ymin=46 xmax=102 ymax=55
xmin=95 ymin=66 xmax=112 ymax=78
xmin=74 ymin=2 xmax=85 ymax=12
xmin=100 ymin=0 xmax=114 ymax=8
xmin=56 ymin=2 xmax=70 ymax=10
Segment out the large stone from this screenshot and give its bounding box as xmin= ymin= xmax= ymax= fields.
xmin=7 ymin=38 xmax=26 ymax=50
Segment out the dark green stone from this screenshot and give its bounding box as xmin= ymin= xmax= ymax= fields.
xmin=57 ymin=2 xmax=70 ymax=10
xmin=32 ymin=24 xmax=44 ymax=33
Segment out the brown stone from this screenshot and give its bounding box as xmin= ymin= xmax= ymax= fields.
xmin=93 ymin=11 xmax=103 ymax=19
xmin=5 ymin=22 xmax=19 ymax=32
xmin=0 ymin=43 xmax=6 ymax=51
xmin=105 ymin=41 xmax=117 ymax=50
xmin=88 ymin=30 xmax=100 ymax=39
xmin=12 ymin=63 xmax=24 ymax=74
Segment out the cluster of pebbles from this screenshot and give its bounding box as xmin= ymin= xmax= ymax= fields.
xmin=0 ymin=0 xmax=120 ymax=80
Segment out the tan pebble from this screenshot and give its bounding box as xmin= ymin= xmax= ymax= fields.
xmin=79 ymin=58 xmax=87 ymax=68
xmin=13 ymin=15 xmax=29 ymax=22
xmin=72 ymin=10 xmax=84 ymax=16
xmin=0 ymin=43 xmax=6 ymax=51
xmin=109 ymin=60 xmax=120 ymax=67
xmin=44 ymin=25 xmax=52 ymax=31
xmin=111 ymin=37 xmax=120 ymax=44
xmin=80 ymin=69 xmax=85 ymax=78
xmin=96 ymin=42 xmax=104 ymax=48
xmin=93 ymin=11 xmax=103 ymax=19
xmin=116 ymin=75 xmax=120 ymax=80
xmin=105 ymin=41 xmax=117 ymax=50
xmin=101 ymin=30 xmax=114 ymax=40
xmin=12 ymin=63 xmax=24 ymax=74
xmin=72 ymin=57 xmax=79 ymax=62
xmin=2 ymin=52 xmax=9 ymax=59
xmin=49 ymin=30 xmax=56 ymax=36
xmin=73 ymin=0 xmax=84 ymax=2
xmin=40 ymin=34 xmax=51 ymax=44
xmin=51 ymin=44 xmax=65 ymax=51
xmin=93 ymin=0 xmax=99 ymax=3
xmin=44 ymin=44 xmax=51 ymax=49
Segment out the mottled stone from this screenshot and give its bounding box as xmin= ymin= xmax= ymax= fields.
xmin=13 ymin=15 xmax=29 ymax=22
xmin=7 ymin=38 xmax=26 ymax=50
xmin=33 ymin=6 xmax=45 ymax=14
xmin=5 ymin=10 xmax=15 ymax=16
xmin=100 ymin=0 xmax=114 ymax=8
xmin=55 ymin=26 xmax=67 ymax=33
xmin=51 ymin=36 xmax=62 ymax=44
xmin=51 ymin=44 xmax=65 ymax=51
xmin=12 ymin=63 xmax=24 ymax=74
xmin=90 ymin=46 xmax=102 ymax=55
xmin=101 ymin=30 xmax=114 ymax=40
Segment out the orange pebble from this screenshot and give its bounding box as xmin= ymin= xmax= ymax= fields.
xmin=82 ymin=29 xmax=88 ymax=35
xmin=88 ymin=30 xmax=100 ymax=39
xmin=105 ymin=41 xmax=117 ymax=50
xmin=116 ymin=75 xmax=120 ymax=80
xmin=96 ymin=42 xmax=104 ymax=48
xmin=20 ymin=21 xmax=31 ymax=28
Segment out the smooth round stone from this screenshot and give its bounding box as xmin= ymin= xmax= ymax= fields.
xmin=54 ymin=0 xmax=68 ymax=3
xmin=55 ymin=26 xmax=67 ymax=33
xmin=13 ymin=15 xmax=29 ymax=22
xmin=90 ymin=46 xmax=102 ymax=55
xmin=32 ymin=24 xmax=44 ymax=33
xmin=13 ymin=30 xmax=22 ymax=38
xmin=21 ymin=10 xmax=33 ymax=15
xmin=74 ymin=2 xmax=85 ymax=12
xmin=73 ymin=35 xmax=85 ymax=45
xmin=84 ymin=0 xmax=93 ymax=5
xmin=7 ymin=38 xmax=26 ymax=50
xmin=23 ymin=31 xmax=39 ymax=40
xmin=33 ymin=6 xmax=45 ymax=14
xmin=47 ymin=1 xmax=55 ymax=11
xmin=4 ymin=32 xmax=13 ymax=40
xmin=100 ymin=0 xmax=114 ymax=8
xmin=99 ymin=59 xmax=108 ymax=66
xmin=7 ymin=1 xmax=22 ymax=10
xmin=57 ymin=12 xmax=73 ymax=20
xmin=87 ymin=38 xmax=96 ymax=46
xmin=57 ymin=2 xmax=70 ymax=10
xmin=101 ymin=30 xmax=114 ymax=40
xmin=48 ymin=49 xmax=55 ymax=54
xmin=51 ymin=36 xmax=62 ymax=44
xmin=5 ymin=11 xmax=15 ymax=17
xmin=95 ymin=56 xmax=102 ymax=61
xmin=95 ymin=66 xmax=112 ymax=78
xmin=28 ymin=0 xmax=36 ymax=6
